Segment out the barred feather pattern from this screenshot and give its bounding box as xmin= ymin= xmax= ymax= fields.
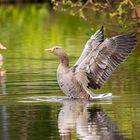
xmin=75 ymin=26 xmax=104 ymax=66
xmin=76 ymin=33 xmax=136 ymax=89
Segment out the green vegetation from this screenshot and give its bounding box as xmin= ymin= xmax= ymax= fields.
xmin=52 ymin=0 xmax=139 ymax=27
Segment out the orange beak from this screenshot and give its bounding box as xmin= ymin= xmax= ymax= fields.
xmin=45 ymin=48 xmax=54 ymax=53
xmin=0 ymin=43 xmax=7 ymax=50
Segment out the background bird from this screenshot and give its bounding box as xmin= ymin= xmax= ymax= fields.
xmin=0 ymin=43 xmax=7 ymax=77
xmin=0 ymin=43 xmax=7 ymax=68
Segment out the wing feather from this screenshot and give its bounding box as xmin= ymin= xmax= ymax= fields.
xmin=75 ymin=33 xmax=136 ymax=89
xmin=74 ymin=26 xmax=104 ymax=66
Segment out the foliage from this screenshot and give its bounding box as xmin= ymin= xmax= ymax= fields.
xmin=51 ymin=0 xmax=139 ymax=26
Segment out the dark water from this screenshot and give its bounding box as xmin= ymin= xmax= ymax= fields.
xmin=0 ymin=4 xmax=140 ymax=140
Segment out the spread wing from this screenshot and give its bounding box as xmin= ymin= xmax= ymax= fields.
xmin=74 ymin=26 xmax=104 ymax=66
xmin=74 ymin=33 xmax=136 ymax=89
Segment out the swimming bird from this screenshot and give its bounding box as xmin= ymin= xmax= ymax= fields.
xmin=0 ymin=43 xmax=7 ymax=68
xmin=46 ymin=27 xmax=136 ymax=100
xmin=0 ymin=43 xmax=7 ymax=77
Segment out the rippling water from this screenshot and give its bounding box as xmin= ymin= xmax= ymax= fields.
xmin=0 ymin=4 xmax=140 ymax=140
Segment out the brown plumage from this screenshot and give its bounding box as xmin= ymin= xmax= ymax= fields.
xmin=46 ymin=27 xmax=136 ymax=100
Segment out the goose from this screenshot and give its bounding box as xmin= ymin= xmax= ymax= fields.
xmin=0 ymin=43 xmax=6 ymax=68
xmin=0 ymin=43 xmax=6 ymax=77
xmin=45 ymin=27 xmax=136 ymax=100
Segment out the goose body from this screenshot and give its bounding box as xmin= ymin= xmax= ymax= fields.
xmin=46 ymin=27 xmax=136 ymax=100
xmin=57 ymin=64 xmax=90 ymax=99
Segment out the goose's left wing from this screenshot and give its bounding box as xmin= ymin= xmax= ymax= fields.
xmin=74 ymin=33 xmax=136 ymax=89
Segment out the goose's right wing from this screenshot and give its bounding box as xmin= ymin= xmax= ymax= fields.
xmin=74 ymin=33 xmax=136 ymax=89
xmin=74 ymin=27 xmax=104 ymax=66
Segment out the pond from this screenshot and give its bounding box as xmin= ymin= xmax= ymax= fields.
xmin=0 ymin=4 xmax=140 ymax=140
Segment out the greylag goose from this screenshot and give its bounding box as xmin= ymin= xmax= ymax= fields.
xmin=0 ymin=43 xmax=6 ymax=77
xmin=0 ymin=43 xmax=7 ymax=68
xmin=46 ymin=27 xmax=136 ymax=100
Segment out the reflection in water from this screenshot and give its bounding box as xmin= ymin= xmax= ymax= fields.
xmin=58 ymin=100 xmax=129 ymax=140
xmin=0 ymin=68 xmax=7 ymax=95
xmin=0 ymin=73 xmax=8 ymax=140
xmin=0 ymin=106 xmax=9 ymax=140
xmin=0 ymin=44 xmax=8 ymax=140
